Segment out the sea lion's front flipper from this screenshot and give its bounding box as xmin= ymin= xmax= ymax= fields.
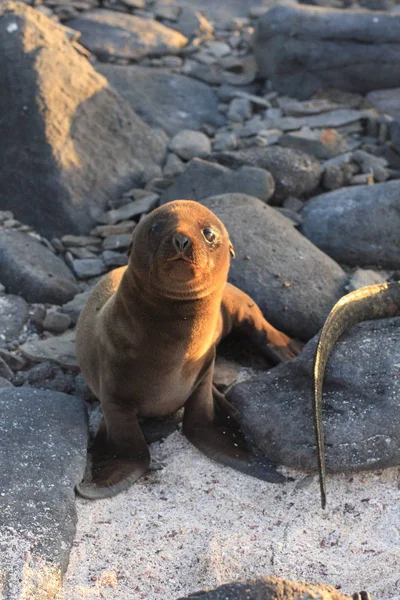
xmin=183 ymin=369 xmax=286 ymax=483
xmin=76 ymin=405 xmax=150 ymax=500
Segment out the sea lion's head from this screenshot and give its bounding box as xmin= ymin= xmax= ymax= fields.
xmin=127 ymin=200 xmax=235 ymax=300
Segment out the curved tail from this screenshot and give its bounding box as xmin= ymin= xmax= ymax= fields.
xmin=313 ymin=282 xmax=400 ymax=508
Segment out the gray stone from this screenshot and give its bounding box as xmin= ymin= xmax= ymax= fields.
xmin=0 ymin=349 xmax=26 ymax=371
xmin=177 ymin=576 xmax=357 ymax=600
xmin=279 ymin=128 xmax=347 ymax=160
xmin=96 ymin=64 xmax=224 ymax=137
xmin=0 ymin=376 xmax=13 ymax=388
xmin=169 ymin=129 xmax=211 ymax=161
xmin=227 ymin=97 xmax=252 ymax=123
xmin=0 ymin=387 xmax=87 ymax=599
xmin=254 ymin=3 xmax=400 ymax=99
xmin=20 ymin=330 xmax=77 ymax=370
xmin=0 ymin=231 xmax=78 ymax=305
xmin=68 ymin=10 xmax=187 ymax=60
xmin=43 ymin=310 xmax=72 ymax=334
xmin=60 ymin=235 xmax=102 ymax=248
xmin=0 ymin=295 xmax=29 ymax=345
xmin=174 ymin=6 xmax=213 ymax=39
xmin=229 ymin=318 xmax=400 ymax=473
xmin=181 ymin=55 xmax=256 ymax=86
xmin=352 ymin=150 xmax=389 ymax=182
xmin=61 ymin=290 xmax=92 ymax=325
xmin=154 ymin=0 xmax=274 ymax=22
xmin=277 ymin=97 xmax=345 ymax=117
xmin=163 ymin=153 xmax=186 ymax=178
xmin=263 ymin=109 xmax=367 ymax=132
xmin=212 ymin=146 xmax=322 ymax=202
xmin=367 ymin=87 xmax=400 ymax=119
xmin=17 ymin=361 xmax=76 ymax=395
xmin=201 ymin=193 xmax=346 ymax=340
xmin=102 ymin=233 xmax=132 ymax=251
xmin=347 ymin=268 xmax=389 ymax=292
xmin=389 ymin=119 xmax=400 ymax=154
xmin=212 ymin=132 xmax=238 ymax=152
xmin=161 ymin=158 xmax=275 ymax=205
xmin=102 ymin=250 xmax=129 ymax=267
xmin=99 ymin=195 xmax=159 ymax=225
xmin=322 ymin=164 xmax=346 ymax=190
xmin=69 ymin=257 xmax=107 ymax=279
xmin=91 ymin=222 xmax=136 ymax=237
xmin=301 ymin=180 xmax=400 ymax=269
xmin=0 ymin=2 xmax=166 ymax=238
xmin=0 ymin=357 xmax=13 ymax=380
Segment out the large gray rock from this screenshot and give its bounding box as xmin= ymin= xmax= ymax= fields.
xmin=96 ymin=65 xmax=224 ymax=137
xmin=212 ymin=147 xmax=322 ymax=202
xmin=0 ymin=387 xmax=87 ymax=599
xmin=229 ymin=317 xmax=400 ymax=473
xmin=177 ymin=576 xmax=359 ymax=600
xmin=201 ymin=194 xmax=346 ymax=340
xmin=156 ymin=0 xmax=272 ymax=21
xmin=0 ymin=294 xmax=29 ymax=344
xmin=0 ymin=2 xmax=166 ymax=238
xmin=301 ymin=180 xmax=400 ymax=269
xmin=161 ymin=158 xmax=275 ymax=204
xmin=0 ymin=231 xmax=79 ymax=304
xmin=254 ymin=3 xmax=400 ymax=99
xmin=68 ymin=10 xmax=187 ymax=60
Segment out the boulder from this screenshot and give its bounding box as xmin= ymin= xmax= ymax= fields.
xmin=212 ymin=147 xmax=322 ymax=202
xmin=0 ymin=231 xmax=79 ymax=304
xmin=161 ymin=158 xmax=275 ymax=204
xmin=0 ymin=294 xmax=29 ymax=344
xmin=254 ymin=3 xmax=400 ymax=99
xmin=0 ymin=387 xmax=87 ymax=599
xmin=301 ymin=180 xmax=400 ymax=269
xmin=68 ymin=10 xmax=187 ymax=60
xmin=0 ymin=2 xmax=166 ymax=238
xmin=96 ymin=65 xmax=224 ymax=136
xmin=201 ymin=194 xmax=346 ymax=341
xmin=229 ymin=317 xmax=400 ymax=472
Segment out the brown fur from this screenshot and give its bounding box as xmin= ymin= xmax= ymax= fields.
xmin=76 ymin=201 xmax=300 ymax=499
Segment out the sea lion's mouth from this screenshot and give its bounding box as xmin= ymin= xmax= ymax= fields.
xmin=166 ymin=255 xmax=193 ymax=264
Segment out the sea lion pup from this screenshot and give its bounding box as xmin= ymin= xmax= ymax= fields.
xmin=76 ymin=200 xmax=301 ymax=500
xmin=313 ymin=281 xmax=400 ymax=508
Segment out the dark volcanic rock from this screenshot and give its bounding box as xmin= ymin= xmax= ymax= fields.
xmin=212 ymin=147 xmax=322 ymax=202
xmin=0 ymin=2 xmax=166 ymax=238
xmin=0 ymin=294 xmax=29 ymax=344
xmin=301 ymin=180 xmax=400 ymax=269
xmin=68 ymin=10 xmax=187 ymax=60
xmin=0 ymin=231 xmax=79 ymax=304
xmin=96 ymin=65 xmax=224 ymax=137
xmin=0 ymin=387 xmax=87 ymax=599
xmin=254 ymin=3 xmax=400 ymax=99
xmin=177 ymin=576 xmax=358 ymax=600
xmin=161 ymin=158 xmax=275 ymax=204
xmin=229 ymin=318 xmax=400 ymax=473
xmin=201 ymin=194 xmax=346 ymax=341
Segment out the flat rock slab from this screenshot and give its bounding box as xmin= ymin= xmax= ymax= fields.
xmin=161 ymin=158 xmax=275 ymax=204
xmin=68 ymin=10 xmax=187 ymax=60
xmin=212 ymin=147 xmax=322 ymax=202
xmin=96 ymin=65 xmax=224 ymax=137
xmin=201 ymin=193 xmax=346 ymax=340
xmin=0 ymin=387 xmax=87 ymax=599
xmin=229 ymin=317 xmax=400 ymax=473
xmin=20 ymin=330 xmax=77 ymax=371
xmin=300 ymin=180 xmax=400 ymax=269
xmin=0 ymin=294 xmax=29 ymax=344
xmin=254 ymin=4 xmax=400 ymax=99
xmin=156 ymin=0 xmax=271 ymax=21
xmin=0 ymin=231 xmax=78 ymax=305
xmin=177 ymin=576 xmax=358 ymax=600
xmin=0 ymin=2 xmax=166 ymax=238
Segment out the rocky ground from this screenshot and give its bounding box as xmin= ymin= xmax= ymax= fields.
xmin=1 ymin=0 xmax=400 ymax=598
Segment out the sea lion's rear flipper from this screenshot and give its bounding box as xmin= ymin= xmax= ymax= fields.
xmin=183 ymin=370 xmax=286 ymax=484
xmin=220 ymin=283 xmax=303 ymax=363
xmin=76 ymin=410 xmax=150 ymax=500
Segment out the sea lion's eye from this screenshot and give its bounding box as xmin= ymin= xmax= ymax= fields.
xmin=203 ymin=227 xmax=216 ymax=243
xmin=150 ymin=223 xmax=160 ymax=235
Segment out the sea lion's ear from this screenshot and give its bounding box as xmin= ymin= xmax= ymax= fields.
xmin=229 ymin=241 xmax=235 ymax=259
xmin=127 ymin=241 xmax=133 ymax=257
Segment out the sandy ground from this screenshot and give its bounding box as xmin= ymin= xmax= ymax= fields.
xmin=56 ymin=431 xmax=400 ymax=600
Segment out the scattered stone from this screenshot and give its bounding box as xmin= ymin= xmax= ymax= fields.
xmin=227 ymin=97 xmax=252 ymax=123
xmin=177 ymin=576 xmax=359 ymax=600
xmin=60 ymin=235 xmax=102 ymax=248
xmin=161 ymin=159 xmax=276 ymax=205
xmin=0 ymin=2 xmax=166 ymax=238
xmin=0 ymin=231 xmax=78 ymax=305
xmin=0 ymin=295 xmax=29 ymax=345
xmin=212 ymin=146 xmax=322 ymax=202
xmin=352 ymin=149 xmax=389 ymax=182
xmin=67 ymin=246 xmax=99 ymax=260
xmin=102 ymin=250 xmax=129 ymax=267
xmin=20 ymin=330 xmax=78 ymax=370
xmin=347 ymin=268 xmax=389 ymax=292
xmin=213 ymin=356 xmax=241 ymax=391
xmin=102 ymin=233 xmax=132 ymax=251
xmin=201 ymin=193 xmax=346 ymax=340
xmin=212 ymin=132 xmax=238 ymax=152
xmin=154 ymin=3 xmax=180 ymax=21
xmin=163 ymin=153 xmax=186 ymax=178
xmin=254 ymin=3 xmax=400 ymax=99
xmin=61 ymin=289 xmax=92 ymax=325
xmin=277 ymin=97 xmax=345 ymax=117
xmin=169 ymin=129 xmax=211 ymax=161
xmin=279 ymin=128 xmax=347 ymax=160
xmin=263 ymin=109 xmax=367 ymax=133
xmin=68 ymin=9 xmax=188 ymax=59
xmin=0 ymin=356 xmax=13 ymax=380
xmin=174 ymin=7 xmax=213 ymax=39
xmin=181 ymin=55 xmax=256 ymax=86
xmin=367 ymin=87 xmax=400 ymax=119
xmin=229 ymin=318 xmax=400 ymax=472
xmin=43 ymin=310 xmax=72 ymax=334
xmin=0 ymin=387 xmax=87 ymax=598
xmin=282 ymin=196 xmax=305 ymax=212
xmin=0 ymin=349 xmax=26 ymax=371
xmin=68 ymin=257 xmax=107 ymax=279
xmin=99 ymin=194 xmax=159 ymax=225
xmin=0 ymin=376 xmax=14 ymax=388
xmin=389 ymin=119 xmax=400 ymax=154
xmin=301 ymin=180 xmax=400 ymax=268
xmin=322 ymin=164 xmax=347 ymax=190
xmin=96 ymin=64 xmax=224 ymax=137
xmin=17 ymin=361 xmax=76 ymax=394
xmin=91 ymin=222 xmax=136 ymax=237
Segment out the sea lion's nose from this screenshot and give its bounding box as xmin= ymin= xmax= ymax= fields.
xmin=172 ymin=233 xmax=191 ymax=252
